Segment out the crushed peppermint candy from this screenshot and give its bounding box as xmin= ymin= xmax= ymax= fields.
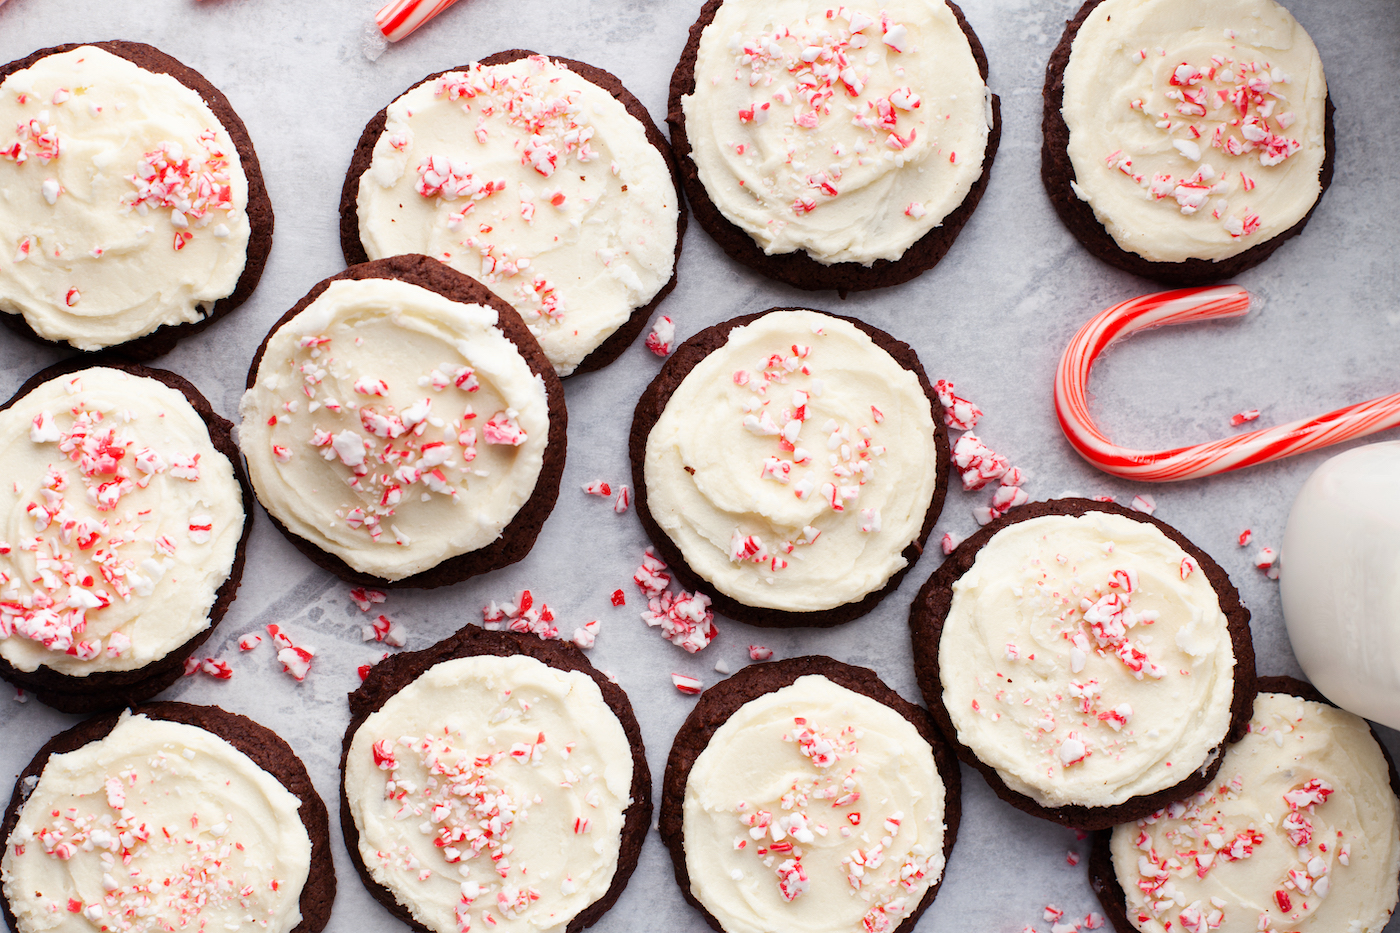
xmin=0 ymin=390 xmax=222 ymax=662
xmin=1130 ymin=494 xmax=1156 ymax=515
xmin=1231 ymin=408 xmax=1260 ymax=426
xmin=672 ymin=672 xmax=703 ymax=695
xmin=1105 ymin=55 xmax=1308 ymax=240
xmin=124 ymin=132 xmax=236 ymax=250
xmin=748 ymin=645 xmax=773 ymax=661
xmin=933 ymin=379 xmax=982 ymax=431
xmin=634 ymin=550 xmax=718 ymax=653
xmin=645 ymin=316 xmax=676 ymax=357
xmin=362 ymin=613 xmax=409 ymax=648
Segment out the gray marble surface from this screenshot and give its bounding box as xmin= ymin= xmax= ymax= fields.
xmin=1 ymin=0 xmax=1398 ymax=930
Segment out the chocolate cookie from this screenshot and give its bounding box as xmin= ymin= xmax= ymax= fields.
xmin=1087 ymin=676 xmax=1400 ymax=933
xmin=1 ymin=701 xmax=335 ymax=933
xmin=241 ymin=254 xmax=567 ymax=588
xmin=1041 ymin=0 xmax=1335 ymax=286
xmin=667 ymin=0 xmax=1000 ymax=293
xmin=0 ymin=41 xmax=273 ymax=358
xmin=0 ymin=359 xmax=252 ymax=714
xmin=341 ymin=625 xmax=650 ymax=933
xmin=659 ymin=655 xmax=961 ymax=933
xmin=910 ymin=498 xmax=1256 ymax=830
xmin=631 ymin=307 xmax=948 ymax=627
xmin=340 ymin=49 xmax=685 ymax=376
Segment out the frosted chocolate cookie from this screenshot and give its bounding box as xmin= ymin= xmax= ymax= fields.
xmin=0 ymin=361 xmax=250 ymax=713
xmin=342 ymin=50 xmax=684 ymax=376
xmin=659 ymin=656 xmax=960 ymax=933
xmin=910 ymin=498 xmax=1256 ymax=830
xmin=668 ymin=0 xmax=999 ymax=292
xmin=1042 ymin=0 xmax=1334 ymax=285
xmin=240 ymin=255 xmax=566 ymax=588
xmin=1089 ymin=677 xmax=1400 ymax=933
xmin=632 ymin=308 xmax=948 ymax=627
xmin=0 ymin=42 xmax=272 ymax=357
xmin=0 ymin=702 xmax=335 ymax=933
xmin=341 ymin=625 xmax=650 ymax=933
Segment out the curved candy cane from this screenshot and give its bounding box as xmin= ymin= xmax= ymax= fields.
xmin=374 ymin=0 xmax=463 ymax=42
xmin=1054 ymin=285 xmax=1400 ymax=482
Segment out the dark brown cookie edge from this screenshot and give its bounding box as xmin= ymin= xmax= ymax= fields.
xmin=0 ymin=41 xmax=274 ymax=360
xmin=1039 ymin=0 xmax=1337 ymax=287
xmin=338 ymin=626 xmax=651 ymax=933
xmin=665 ymin=0 xmax=1000 ymax=294
xmin=908 ymin=497 xmax=1257 ymax=831
xmin=628 ymin=307 xmax=950 ymax=628
xmin=0 ymin=357 xmax=253 ymax=713
xmin=242 ymin=255 xmax=567 ymax=589
xmin=657 ymin=656 xmax=961 ymax=933
xmin=0 ymin=701 xmax=334 ymax=933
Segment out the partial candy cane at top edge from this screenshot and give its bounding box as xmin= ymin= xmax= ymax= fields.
xmin=1054 ymin=285 xmax=1400 ymax=482
xmin=375 ymin=0 xmax=462 ymax=41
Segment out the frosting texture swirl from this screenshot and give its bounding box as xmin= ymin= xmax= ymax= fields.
xmin=1 ymin=712 xmax=311 ymax=933
xmin=940 ymin=511 xmax=1236 ymax=808
xmin=681 ymin=0 xmax=990 ymax=264
xmin=1110 ymin=691 xmax=1400 ymax=933
xmin=1061 ymin=0 xmax=1327 ymax=263
xmin=344 ymin=654 xmax=633 ymax=933
xmin=0 ymin=366 xmax=243 ymax=676
xmin=683 ymin=674 xmax=947 ymax=933
xmin=240 ymin=277 xmax=550 ymax=581
xmin=356 ymin=54 xmax=679 ymax=376
xmin=0 ymin=46 xmax=252 ymax=348
xmin=643 ymin=309 xmax=937 ymax=612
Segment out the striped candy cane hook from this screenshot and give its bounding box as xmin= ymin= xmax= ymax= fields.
xmin=1054 ymin=285 xmax=1400 ymax=481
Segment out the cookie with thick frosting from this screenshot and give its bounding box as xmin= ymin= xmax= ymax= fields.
xmin=659 ymin=656 xmax=960 ymax=933
xmin=631 ymin=307 xmax=948 ymax=627
xmin=240 ymin=255 xmax=566 ymax=588
xmin=1088 ymin=676 xmax=1400 ymax=933
xmin=340 ymin=625 xmax=651 ymax=933
xmin=0 ymin=42 xmax=273 ymax=357
xmin=1041 ymin=0 xmax=1335 ymax=285
xmin=0 ymin=702 xmax=335 ymax=933
xmin=910 ymin=498 xmax=1256 ymax=830
xmin=0 ymin=360 xmax=251 ymax=713
xmin=668 ymin=0 xmax=1000 ymax=292
xmin=341 ymin=49 xmax=684 ymax=377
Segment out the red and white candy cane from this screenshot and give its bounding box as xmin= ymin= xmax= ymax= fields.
xmin=1055 ymin=285 xmax=1400 ymax=482
xmin=374 ymin=0 xmax=462 ymax=41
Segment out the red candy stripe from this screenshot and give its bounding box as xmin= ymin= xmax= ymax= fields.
xmin=1054 ymin=285 xmax=1400 ymax=481
xmin=374 ymin=0 xmax=462 ymax=41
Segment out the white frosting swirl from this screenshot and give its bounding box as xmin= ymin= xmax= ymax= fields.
xmin=1111 ymin=691 xmax=1400 ymax=933
xmin=939 ymin=511 xmax=1236 ymax=808
xmin=643 ymin=309 xmax=937 ymax=612
xmin=344 ymin=653 xmax=634 ymax=933
xmin=0 ymin=367 xmax=244 ymax=676
xmin=240 ymin=277 xmax=550 ymax=581
xmin=681 ymin=0 xmax=990 ymax=265
xmin=683 ymin=674 xmax=947 ymax=933
xmin=356 ymin=54 xmax=679 ymax=376
xmin=0 ymin=46 xmax=252 ymax=349
xmin=1061 ymin=0 xmax=1327 ymax=263
xmin=1 ymin=711 xmax=312 ymax=933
